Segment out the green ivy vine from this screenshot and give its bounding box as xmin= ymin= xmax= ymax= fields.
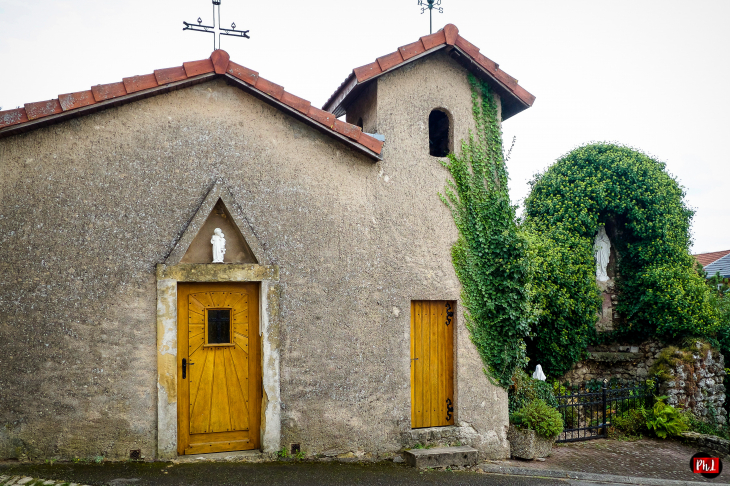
xmin=440 ymin=74 xmax=536 ymax=387
xmin=524 ymin=144 xmax=720 ymax=377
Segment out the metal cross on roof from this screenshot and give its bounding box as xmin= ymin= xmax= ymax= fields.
xmin=418 ymin=0 xmax=443 ymax=35
xmin=183 ymin=0 xmax=250 ymax=51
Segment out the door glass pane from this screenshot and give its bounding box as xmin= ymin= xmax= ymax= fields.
xmin=208 ymin=309 xmax=231 ymax=344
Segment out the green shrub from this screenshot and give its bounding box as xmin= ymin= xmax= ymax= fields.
xmin=524 ymin=144 xmax=718 ymax=376
xmin=682 ymin=408 xmax=730 ymax=440
xmin=509 ymin=370 xmax=558 ymax=414
xmin=610 ymin=408 xmax=647 ymax=437
xmin=510 ymin=399 xmax=564 ymax=439
xmin=645 ymin=397 xmax=688 ymax=439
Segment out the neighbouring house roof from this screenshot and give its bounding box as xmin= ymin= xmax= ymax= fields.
xmin=323 ymin=23 xmax=535 ymax=120
xmin=704 ymin=253 xmax=730 ymax=279
xmin=0 ymin=50 xmax=384 ymax=160
xmin=694 ymin=250 xmax=730 ymax=268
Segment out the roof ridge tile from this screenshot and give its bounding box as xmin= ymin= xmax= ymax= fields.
xmin=24 ymin=100 xmax=63 ymax=121
xmin=0 ymin=108 xmax=29 ymax=128
xmin=123 ymin=74 xmax=159 ymax=94
xmin=420 ymin=30 xmax=446 ymax=50
xmin=184 ymin=59 xmax=215 ymax=77
xmin=154 ymin=66 xmax=188 ymax=85
xmin=91 ymin=82 xmax=127 ymax=102
xmin=59 ymin=90 xmax=95 ymax=111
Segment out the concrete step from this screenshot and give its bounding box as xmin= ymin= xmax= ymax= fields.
xmin=404 ymin=445 xmax=479 ymax=468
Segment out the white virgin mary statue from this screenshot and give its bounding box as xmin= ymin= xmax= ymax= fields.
xmin=211 ymin=228 xmax=226 ymax=263
xmin=594 ymin=226 xmax=611 ymax=282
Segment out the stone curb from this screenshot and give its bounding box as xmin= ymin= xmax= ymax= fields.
xmin=0 ymin=475 xmax=89 ymax=486
xmin=478 ymin=463 xmax=722 ymax=486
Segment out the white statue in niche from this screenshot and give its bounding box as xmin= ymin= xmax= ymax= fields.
xmin=211 ymin=228 xmax=226 ymax=263
xmin=533 ymin=364 xmax=546 ymax=381
xmin=594 ymin=226 xmax=611 ymax=282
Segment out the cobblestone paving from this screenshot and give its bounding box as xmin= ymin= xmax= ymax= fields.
xmin=496 ymin=438 xmax=728 ymax=483
xmin=0 ymin=476 xmax=89 ymax=486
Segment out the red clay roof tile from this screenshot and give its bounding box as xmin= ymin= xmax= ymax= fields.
xmin=444 ymin=24 xmax=459 ymax=45
xmin=255 ymin=77 xmax=284 ymax=100
xmin=227 ymin=61 xmax=259 ymax=85
xmin=183 ymin=59 xmax=215 ymax=77
xmin=24 ymin=100 xmax=63 ymax=120
xmin=281 ymin=92 xmax=311 ymax=114
xmin=475 ymin=53 xmax=498 ymax=72
xmin=455 ymin=35 xmax=480 ymax=59
xmin=420 ymin=30 xmax=446 ymax=50
xmin=493 ymin=69 xmax=518 ymax=89
xmin=695 ymin=250 xmax=730 ymax=267
xmin=0 ymin=49 xmax=382 ymax=158
xmin=398 ymin=40 xmax=426 ymax=61
xmin=154 ymin=66 xmax=187 ymax=85
xmin=91 ymin=82 xmax=127 ymax=102
xmin=353 ymin=61 xmax=382 ymax=83
xmin=59 ymin=90 xmax=95 ymax=111
xmin=123 ymin=74 xmax=158 ymax=94
xmin=307 ymin=106 xmax=336 ymax=129
xmin=377 ymin=51 xmax=404 ymax=72
xmin=334 ymin=119 xmax=362 ymax=141
xmin=322 ymin=24 xmax=535 ymax=120
xmin=0 ymin=108 xmax=29 ymax=128
xmin=210 ymin=50 xmax=230 ymax=74
xmin=359 ymin=133 xmax=384 ymax=154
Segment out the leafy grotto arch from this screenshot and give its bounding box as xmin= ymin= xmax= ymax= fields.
xmin=523 ymin=143 xmax=720 ymax=377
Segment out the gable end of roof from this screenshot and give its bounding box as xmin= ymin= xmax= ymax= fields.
xmin=323 ymin=24 xmax=535 ymax=121
xmin=0 ymin=51 xmax=383 ymax=161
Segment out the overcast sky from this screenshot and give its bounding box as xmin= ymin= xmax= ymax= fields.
xmin=1 ymin=1 xmax=728 ymax=253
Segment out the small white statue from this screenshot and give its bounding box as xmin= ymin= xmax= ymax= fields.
xmin=593 ymin=226 xmax=611 ymax=282
xmin=532 ymin=364 xmax=546 ymax=381
xmin=211 ymin=228 xmax=226 ymax=263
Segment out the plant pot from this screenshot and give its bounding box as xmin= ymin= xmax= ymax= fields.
xmin=507 ymin=427 xmax=555 ymax=460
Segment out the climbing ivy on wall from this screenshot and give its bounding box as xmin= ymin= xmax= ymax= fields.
xmin=440 ymin=74 xmax=536 ymax=387
xmin=524 ymin=144 xmax=720 ymax=377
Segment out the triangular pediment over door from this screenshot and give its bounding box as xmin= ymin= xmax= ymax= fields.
xmin=165 ymin=180 xmax=268 ymax=266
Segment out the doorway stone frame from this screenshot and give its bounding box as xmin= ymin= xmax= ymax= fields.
xmin=156 ymin=180 xmax=281 ymax=459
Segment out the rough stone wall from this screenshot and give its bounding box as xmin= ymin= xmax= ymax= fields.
xmin=0 ymin=50 xmax=508 ymax=461
xmin=661 ymin=347 xmax=727 ymax=425
xmin=561 ymin=341 xmax=727 ymax=424
xmin=561 ymin=341 xmax=662 ymax=384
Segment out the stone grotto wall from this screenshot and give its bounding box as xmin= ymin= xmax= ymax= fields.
xmin=659 ymin=345 xmax=727 ymax=425
xmin=560 ymin=341 xmax=726 ymax=423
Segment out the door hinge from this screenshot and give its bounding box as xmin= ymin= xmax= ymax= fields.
xmin=445 ymin=302 xmax=454 ymax=326
xmin=446 ymin=398 xmax=454 ymax=421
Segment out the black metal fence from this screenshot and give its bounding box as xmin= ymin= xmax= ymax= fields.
xmin=555 ymin=378 xmax=659 ymax=443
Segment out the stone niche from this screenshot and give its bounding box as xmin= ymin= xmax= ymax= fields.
xmin=595 ymin=219 xmax=621 ymax=332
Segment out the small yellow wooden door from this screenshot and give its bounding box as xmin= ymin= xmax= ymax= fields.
xmin=177 ymin=282 xmax=261 ymax=454
xmin=410 ymin=300 xmax=455 ymax=428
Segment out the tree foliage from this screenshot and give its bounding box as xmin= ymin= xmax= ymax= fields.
xmin=524 ymin=144 xmax=719 ymax=377
xmin=440 ymin=74 xmax=535 ymax=387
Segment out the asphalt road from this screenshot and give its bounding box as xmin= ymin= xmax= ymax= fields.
xmin=0 ymin=461 xmax=631 ymax=486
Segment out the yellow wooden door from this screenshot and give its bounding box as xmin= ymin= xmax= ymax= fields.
xmin=177 ymin=282 xmax=261 ymax=454
xmin=410 ymin=300 xmax=455 ymax=428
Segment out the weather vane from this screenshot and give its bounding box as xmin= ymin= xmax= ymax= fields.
xmin=183 ymin=0 xmax=249 ymax=51
xmin=418 ymin=0 xmax=443 ymax=35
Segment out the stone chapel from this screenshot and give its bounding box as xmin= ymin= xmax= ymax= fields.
xmin=0 ymin=24 xmax=534 ymax=461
